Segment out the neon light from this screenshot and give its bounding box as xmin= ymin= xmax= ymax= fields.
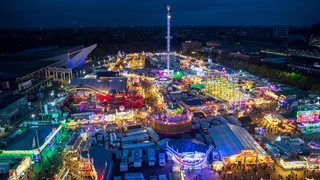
xmin=297 ymin=110 xmax=320 ymax=123
xmin=166 ymin=145 xmax=213 ymax=168
xmin=268 ymin=83 xmax=281 ymax=92
xmin=308 ymin=141 xmax=320 ymax=150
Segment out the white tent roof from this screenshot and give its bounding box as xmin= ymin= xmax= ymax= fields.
xmin=208 ymin=123 xmax=267 ymax=158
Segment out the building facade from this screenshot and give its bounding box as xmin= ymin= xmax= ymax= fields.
xmin=0 ymin=93 xmax=28 ymax=127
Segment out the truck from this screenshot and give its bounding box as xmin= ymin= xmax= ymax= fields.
xmin=159 ymin=153 xmax=166 ymax=167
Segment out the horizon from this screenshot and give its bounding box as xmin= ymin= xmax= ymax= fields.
xmin=1 ymin=0 xmax=320 ymax=28
xmin=0 ymin=24 xmax=317 ymax=30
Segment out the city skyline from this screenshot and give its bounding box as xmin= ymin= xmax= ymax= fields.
xmin=0 ymin=0 xmax=320 ymax=28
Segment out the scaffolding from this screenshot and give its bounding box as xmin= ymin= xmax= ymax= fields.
xmin=205 ymin=77 xmax=244 ymax=102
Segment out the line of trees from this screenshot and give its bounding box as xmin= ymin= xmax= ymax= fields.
xmin=248 ymin=64 xmax=320 ymax=95
xmin=248 ymin=64 xmax=307 ymax=87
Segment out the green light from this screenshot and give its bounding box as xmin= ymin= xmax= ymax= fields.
xmin=0 ymin=125 xmax=62 ymax=157
xmin=173 ymin=71 xmax=185 ymax=79
xmin=190 ymin=83 xmax=205 ymax=90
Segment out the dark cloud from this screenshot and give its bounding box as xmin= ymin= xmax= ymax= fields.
xmin=0 ymin=0 xmax=319 ymax=28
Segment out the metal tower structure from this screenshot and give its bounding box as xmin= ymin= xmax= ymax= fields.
xmin=166 ymin=4 xmax=172 ymax=71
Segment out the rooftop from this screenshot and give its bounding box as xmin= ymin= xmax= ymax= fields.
xmin=0 ymin=60 xmax=58 ymax=80
xmin=3 ymin=125 xmax=59 ymax=151
xmin=0 ymin=45 xmax=84 ymax=62
xmin=208 ymin=123 xmax=267 ymax=157
xmin=183 ymin=99 xmax=202 ymax=106
xmin=0 ymin=94 xmax=26 ymax=110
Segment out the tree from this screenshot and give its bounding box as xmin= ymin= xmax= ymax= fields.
xmin=311 ymin=84 xmax=320 ymax=95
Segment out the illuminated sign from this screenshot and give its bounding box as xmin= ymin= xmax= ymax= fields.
xmin=297 ymin=110 xmax=320 ymax=123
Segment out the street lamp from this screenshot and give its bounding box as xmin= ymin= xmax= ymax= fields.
xmin=316 ymin=97 xmax=320 ymax=105
xmin=32 ymin=114 xmax=35 ymax=121
xmin=50 ymin=91 xmax=54 ymax=101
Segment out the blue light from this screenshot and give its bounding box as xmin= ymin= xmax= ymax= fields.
xmin=77 ymin=58 xmax=85 ymax=67
xmin=68 ymin=60 xmax=74 ymax=69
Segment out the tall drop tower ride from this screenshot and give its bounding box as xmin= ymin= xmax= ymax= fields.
xmin=166 ymin=4 xmax=172 ymax=71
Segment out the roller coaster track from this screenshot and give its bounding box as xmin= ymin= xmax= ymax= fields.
xmin=67 ymin=86 xmax=107 ymax=95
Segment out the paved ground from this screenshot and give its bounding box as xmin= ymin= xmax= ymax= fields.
xmin=181 ymin=168 xmax=221 ymax=180
xmin=112 ymin=157 xmax=175 ymax=180
xmin=215 ymin=163 xmax=320 ymax=180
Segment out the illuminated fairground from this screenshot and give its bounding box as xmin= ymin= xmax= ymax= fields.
xmin=296 ymin=110 xmax=320 ymax=133
xmin=67 ymin=77 xmax=144 ymax=112
xmin=107 ymin=53 xmax=146 ymax=71
xmin=262 ymin=114 xmax=296 ymax=134
xmin=209 ymin=123 xmax=273 ymax=169
xmin=67 ymin=75 xmax=169 ymax=129
xmin=205 ymin=77 xmax=248 ymax=106
xmin=68 ymin=108 xmax=143 ymax=127
xmin=199 ymin=69 xmax=281 ymax=111
xmin=180 ymin=97 xmax=226 ymax=116
xmin=179 ymin=74 xmax=249 ymax=116
xmin=166 ymin=139 xmax=213 ymax=169
xmin=157 ymin=69 xmax=174 ymax=78
xmin=180 ymin=76 xmax=205 ymax=92
xmin=148 ymin=52 xmax=187 ymax=68
xmin=125 ymin=53 xmax=146 ymax=69
xmin=179 ymin=71 xmax=253 ymax=112
xmin=150 ymin=107 xmax=192 ymax=135
xmin=307 ymin=153 xmax=320 ymax=170
xmin=222 ymin=150 xmax=273 ymax=167
xmin=8 ymin=156 xmax=31 ymax=180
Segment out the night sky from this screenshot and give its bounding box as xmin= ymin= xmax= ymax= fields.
xmin=1 ymin=0 xmax=320 ymax=28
